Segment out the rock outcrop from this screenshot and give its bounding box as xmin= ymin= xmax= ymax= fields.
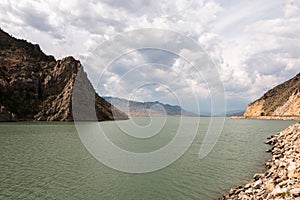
xmin=244 ymin=73 xmax=300 ymax=120
xmin=0 ymin=28 xmax=128 ymax=121
xmin=221 ymin=123 xmax=300 ymax=200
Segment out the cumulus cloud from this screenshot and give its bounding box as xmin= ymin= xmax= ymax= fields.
xmin=213 ymin=0 xmax=300 ymax=106
xmin=285 ymin=0 xmax=300 ymax=18
xmin=90 ymin=31 xmax=217 ymax=113
xmin=0 ymin=0 xmax=299 ymax=112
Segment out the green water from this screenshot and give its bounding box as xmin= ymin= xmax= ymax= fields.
xmin=0 ymin=118 xmax=295 ymax=199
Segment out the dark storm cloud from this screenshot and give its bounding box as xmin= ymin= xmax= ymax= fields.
xmin=70 ymin=14 xmax=126 ymax=34
xmin=101 ymin=0 xmax=159 ymax=15
xmin=137 ymin=49 xmax=178 ymax=66
xmin=21 ymin=8 xmax=53 ymax=32
xmin=5 ymin=4 xmax=64 ymax=40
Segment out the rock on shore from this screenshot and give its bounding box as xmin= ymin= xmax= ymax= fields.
xmin=221 ymin=122 xmax=300 ymax=200
xmin=231 ymin=116 xmax=300 ymax=120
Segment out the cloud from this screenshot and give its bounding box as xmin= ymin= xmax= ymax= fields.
xmin=0 ymin=0 xmax=299 ymax=112
xmin=285 ymin=0 xmax=300 ymax=18
xmin=212 ymin=0 xmax=300 ymax=104
xmin=89 ymin=34 xmax=217 ymax=113
xmin=101 ymin=0 xmax=160 ymax=16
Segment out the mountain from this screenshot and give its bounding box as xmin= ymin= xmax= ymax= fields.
xmin=225 ymin=110 xmax=245 ymax=117
xmin=0 ymin=28 xmax=128 ymax=121
xmin=244 ymin=73 xmax=300 ymax=120
xmin=103 ymin=96 xmax=199 ymax=117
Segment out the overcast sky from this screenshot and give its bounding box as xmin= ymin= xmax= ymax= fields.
xmin=1 ymin=0 xmax=299 ymax=113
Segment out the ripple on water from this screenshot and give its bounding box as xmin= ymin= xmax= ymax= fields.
xmin=0 ymin=119 xmax=296 ymax=200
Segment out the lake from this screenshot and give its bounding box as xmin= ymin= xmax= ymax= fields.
xmin=0 ymin=117 xmax=295 ymax=199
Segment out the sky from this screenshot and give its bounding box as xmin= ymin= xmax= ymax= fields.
xmin=1 ymin=0 xmax=299 ymax=114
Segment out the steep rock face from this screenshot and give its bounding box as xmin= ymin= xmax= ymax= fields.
xmin=34 ymin=57 xmax=80 ymax=121
xmin=244 ymin=73 xmax=300 ymax=119
xmin=0 ymin=29 xmax=128 ymax=121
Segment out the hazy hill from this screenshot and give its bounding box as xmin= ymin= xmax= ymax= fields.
xmin=103 ymin=96 xmax=199 ymax=117
xmin=225 ymin=110 xmax=245 ymax=117
xmin=0 ymin=29 xmax=128 ymax=121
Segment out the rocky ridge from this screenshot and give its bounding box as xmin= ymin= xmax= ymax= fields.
xmin=244 ymin=73 xmax=300 ymax=120
xmin=221 ymin=123 xmax=300 ymax=199
xmin=0 ymin=29 xmax=128 ymax=121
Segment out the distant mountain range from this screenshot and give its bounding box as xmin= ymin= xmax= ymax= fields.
xmin=225 ymin=110 xmax=245 ymax=117
xmin=244 ymin=72 xmax=300 ymax=120
xmin=104 ymin=96 xmax=247 ymax=117
xmin=103 ymin=96 xmax=200 ymax=117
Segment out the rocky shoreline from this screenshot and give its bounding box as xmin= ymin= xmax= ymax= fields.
xmin=231 ymin=116 xmax=300 ymax=121
xmin=221 ymin=122 xmax=300 ymax=200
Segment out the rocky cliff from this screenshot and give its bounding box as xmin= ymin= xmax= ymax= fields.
xmin=244 ymin=73 xmax=300 ymax=120
xmin=0 ymin=29 xmax=128 ymax=121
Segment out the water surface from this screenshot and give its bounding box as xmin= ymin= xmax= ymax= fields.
xmin=0 ymin=118 xmax=295 ymax=199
